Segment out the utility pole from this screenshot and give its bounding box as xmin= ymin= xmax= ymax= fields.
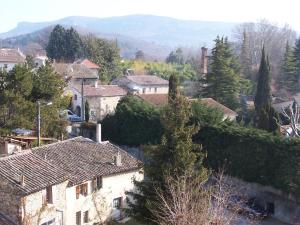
xmin=81 ymin=79 xmax=85 ymax=122
xmin=37 ymin=101 xmax=41 ymax=146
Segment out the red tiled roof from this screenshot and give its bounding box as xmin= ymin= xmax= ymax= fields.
xmin=79 ymin=59 xmax=100 ymax=69
xmin=137 ymin=94 xmax=168 ymax=107
xmin=199 ymin=98 xmax=237 ymax=116
xmin=33 ymin=137 xmax=142 ymax=186
xmin=0 ymin=151 xmax=68 ymax=195
xmin=84 ymin=85 xmax=127 ymax=97
xmin=126 ymin=75 xmax=168 ymax=85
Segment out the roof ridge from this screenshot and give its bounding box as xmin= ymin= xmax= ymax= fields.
xmin=0 ymin=150 xmax=32 ymax=161
xmin=31 ymin=136 xmax=90 ymax=150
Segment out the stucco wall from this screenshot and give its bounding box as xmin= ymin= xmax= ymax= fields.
xmin=65 ymin=170 xmax=143 ymax=225
xmin=128 ymin=83 xmax=169 ymax=94
xmin=0 ymin=62 xmax=18 ymax=71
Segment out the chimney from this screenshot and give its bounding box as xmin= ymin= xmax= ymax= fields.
xmin=95 ymin=81 xmax=98 ymax=88
xmin=4 ymin=141 xmax=8 ymax=155
xmin=200 ymin=47 xmax=208 ymax=75
xmin=96 ymin=123 xmax=102 ymax=143
xmin=20 ymin=175 xmax=25 ymax=186
xmin=114 ymin=152 xmax=122 ymax=167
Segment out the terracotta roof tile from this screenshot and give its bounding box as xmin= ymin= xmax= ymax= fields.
xmin=84 ymin=85 xmax=127 ymax=97
xmin=33 ymin=137 xmax=142 ymax=186
xmin=0 ymin=151 xmax=68 ymax=195
xmin=79 ymin=59 xmax=100 ymax=69
xmin=137 ymin=94 xmax=168 ymax=107
xmin=199 ymin=98 xmax=237 ymax=116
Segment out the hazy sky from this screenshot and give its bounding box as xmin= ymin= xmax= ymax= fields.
xmin=1 ymin=0 xmax=300 ymax=33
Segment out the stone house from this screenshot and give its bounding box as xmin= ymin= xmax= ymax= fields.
xmin=75 ymin=59 xmax=100 ymax=74
xmin=0 ymin=48 xmax=26 ymax=71
xmin=0 ymin=133 xmax=143 ymax=225
xmin=70 ymin=83 xmax=127 ymax=121
xmin=111 ymin=75 xmax=169 ymax=94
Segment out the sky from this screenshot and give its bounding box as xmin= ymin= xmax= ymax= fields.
xmin=1 ymin=0 xmax=300 ymax=33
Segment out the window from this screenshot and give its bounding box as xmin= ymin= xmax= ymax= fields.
xmin=76 ymin=183 xmax=88 ymax=199
xmin=142 ymin=88 xmax=146 ymax=94
xmin=46 ymin=186 xmax=53 ymax=204
xmin=83 ymin=211 xmax=89 ymax=223
xmin=92 ymin=177 xmax=102 ymax=192
xmin=41 ymin=219 xmax=55 ymax=225
xmin=113 ymin=197 xmax=122 ymax=209
xmin=154 ymin=87 xmax=157 ymax=93
xmin=76 ymin=211 xmax=81 ymax=225
xmin=74 ymin=94 xmax=77 ymax=100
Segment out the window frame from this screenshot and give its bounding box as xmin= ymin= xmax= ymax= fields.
xmin=83 ymin=210 xmax=89 ymax=223
xmin=76 ymin=211 xmax=81 ymax=225
xmin=113 ymin=197 xmax=122 ymax=209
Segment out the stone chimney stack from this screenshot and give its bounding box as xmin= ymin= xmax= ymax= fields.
xmin=200 ymin=47 xmax=208 ymax=75
xmin=114 ymin=152 xmax=122 ymax=167
xmin=96 ymin=123 xmax=102 ymax=143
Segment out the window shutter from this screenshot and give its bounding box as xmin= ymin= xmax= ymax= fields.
xmin=76 ymin=186 xmax=81 ymax=199
xmin=46 ymin=186 xmax=53 ymax=204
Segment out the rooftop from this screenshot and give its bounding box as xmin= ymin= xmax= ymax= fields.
xmin=199 ymin=98 xmax=238 ymax=116
xmin=77 ymin=59 xmax=100 ymax=69
xmin=0 ymin=48 xmax=25 ymax=63
xmin=84 ymin=85 xmax=127 ymax=97
xmin=0 ymin=150 xmax=68 ymax=195
xmin=119 ymin=75 xmax=169 ymax=86
xmin=53 ymin=63 xmax=98 ymax=80
xmin=33 ymin=137 xmax=141 ymax=186
xmin=137 ymin=94 xmax=168 ymax=107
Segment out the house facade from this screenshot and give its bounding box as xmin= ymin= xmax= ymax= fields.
xmin=70 ymin=84 xmax=127 ymax=121
xmin=111 ymin=75 xmax=169 ymax=94
xmin=0 ymin=135 xmax=143 ymax=225
xmin=0 ymin=48 xmax=26 ymax=71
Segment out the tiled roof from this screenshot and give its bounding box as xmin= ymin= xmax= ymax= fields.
xmin=0 ymin=212 xmax=18 ymax=225
xmin=84 ymin=85 xmax=127 ymax=97
xmin=79 ymin=59 xmax=100 ymax=69
xmin=53 ymin=63 xmax=98 ymax=79
xmin=0 ymin=151 xmax=68 ymax=195
xmin=125 ymin=75 xmax=168 ymax=85
xmin=137 ymin=94 xmax=168 ymax=107
xmin=200 ymin=98 xmax=238 ymax=116
xmin=33 ymin=137 xmax=141 ymax=186
xmin=0 ymin=48 xmax=25 ymax=63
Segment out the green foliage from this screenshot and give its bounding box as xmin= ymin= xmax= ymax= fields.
xmin=294 ymin=38 xmax=300 ymax=80
xmin=168 ymin=74 xmax=179 ymax=101
xmin=82 ymin=35 xmax=121 ymax=83
xmin=278 ymin=42 xmax=298 ymax=92
xmin=254 ymin=47 xmax=279 ymax=133
xmin=196 ymin=124 xmax=300 ymax=195
xmin=166 ymin=48 xmax=184 ymax=65
xmin=0 ymin=64 xmax=68 ymax=139
xmin=205 ymin=37 xmax=240 ymax=110
xmin=190 ymin=100 xmax=224 ymax=126
xmin=135 ymin=50 xmax=145 ymax=60
xmin=127 ymin=94 xmax=206 ymax=223
xmin=101 ymin=95 xmax=163 ymax=146
xmin=85 ymin=100 xmax=90 ymax=122
xmin=46 ymin=25 xmax=83 ymax=62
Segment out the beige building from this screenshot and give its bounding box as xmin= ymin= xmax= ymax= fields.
xmin=0 ymin=135 xmax=143 ymax=225
xmin=0 ymin=48 xmax=26 ymax=71
xmin=71 ymin=84 xmax=127 ymax=121
xmin=111 ymin=75 xmax=169 ymax=94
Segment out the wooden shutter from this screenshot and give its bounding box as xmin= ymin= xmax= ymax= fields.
xmin=46 ymin=186 xmax=53 ymax=204
xmin=76 ymin=186 xmax=81 ymax=199
xmin=76 ymin=211 xmax=81 ymax=225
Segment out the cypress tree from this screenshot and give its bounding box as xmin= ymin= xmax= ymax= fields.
xmin=206 ymin=36 xmax=240 ymax=110
xmin=65 ymin=27 xmax=83 ymax=62
xmin=294 ymin=38 xmax=300 ymax=86
xmin=278 ymin=42 xmax=297 ymax=92
xmin=254 ymin=47 xmax=279 ymax=133
xmin=168 ymin=74 xmax=179 ymax=102
xmin=46 ymin=25 xmax=67 ymax=62
xmin=85 ymin=100 xmax=90 ymax=122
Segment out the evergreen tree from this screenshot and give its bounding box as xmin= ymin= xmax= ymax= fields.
xmin=168 ymin=74 xmax=179 ymax=101
xmin=166 ymin=48 xmax=184 ymax=64
xmin=254 ymin=47 xmax=279 ymax=133
xmin=206 ymin=36 xmax=240 ymax=110
xmin=127 ymin=93 xmax=206 ymax=223
xmin=278 ymin=42 xmax=298 ymax=92
xmin=240 ymin=30 xmax=252 ymax=79
xmin=294 ymin=38 xmax=300 ymax=86
xmin=65 ymin=27 xmax=83 ymax=62
xmin=85 ymin=100 xmax=90 ymax=122
xmin=46 ymin=25 xmax=67 ymax=62
xmin=135 ymin=50 xmax=145 ymax=60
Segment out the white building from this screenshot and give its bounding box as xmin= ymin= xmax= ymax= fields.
xmin=0 ymin=48 xmax=26 ymax=71
xmin=0 ymin=133 xmax=143 ymax=225
xmin=34 ymin=55 xmax=48 ymax=67
xmin=111 ymin=75 xmax=169 ymax=94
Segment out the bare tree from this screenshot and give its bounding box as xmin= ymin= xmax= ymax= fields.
xmin=280 ymin=100 xmax=300 ymax=137
xmin=149 ymin=171 xmax=259 ymax=225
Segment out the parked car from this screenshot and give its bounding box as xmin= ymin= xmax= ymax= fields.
xmin=61 ymin=110 xmax=82 ymax=122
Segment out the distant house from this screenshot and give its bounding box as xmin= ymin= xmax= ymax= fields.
xmin=70 ymin=83 xmax=127 ymax=120
xmin=0 ymin=135 xmax=143 ymax=225
xmin=33 ymin=55 xmax=48 ymax=67
xmin=76 ymin=59 xmax=100 ymax=73
xmin=0 ymin=48 xmax=26 ymax=71
xmin=53 ymin=62 xmax=98 ymax=89
xmin=111 ymin=75 xmax=169 ymax=94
